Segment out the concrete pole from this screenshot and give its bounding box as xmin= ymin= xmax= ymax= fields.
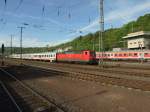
xmin=99 ymin=0 xmax=104 ymax=66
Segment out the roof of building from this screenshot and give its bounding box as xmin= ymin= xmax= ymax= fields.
xmin=122 ymin=31 xmax=150 ymax=39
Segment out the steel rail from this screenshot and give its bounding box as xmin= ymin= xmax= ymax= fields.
xmin=0 ymin=68 xmax=66 ymax=112
xmin=22 ymin=64 xmax=150 ymax=92
xmin=0 ymin=80 xmax=22 ymax=112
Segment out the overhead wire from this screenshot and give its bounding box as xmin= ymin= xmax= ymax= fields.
xmin=106 ymin=4 xmax=146 ymax=32
xmin=57 ymin=7 xmax=61 ymax=16
xmin=106 ymin=5 xmax=130 ymax=24
xmin=1 ymin=0 xmax=88 ymax=36
xmin=67 ymin=1 xmax=71 ymax=20
xmin=42 ymin=5 xmax=45 ymax=17
xmin=4 ymin=0 xmax=7 ymax=9
xmin=89 ymin=17 xmax=91 ymax=24
xmin=0 ymin=0 xmax=8 ymax=32
xmin=14 ymin=0 xmax=24 ymax=12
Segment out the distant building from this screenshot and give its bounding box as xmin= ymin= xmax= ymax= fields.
xmin=123 ymin=31 xmax=150 ymax=50
xmin=55 ymin=48 xmax=63 ymax=53
xmin=64 ymin=46 xmax=72 ymax=51
xmin=112 ymin=48 xmax=125 ymax=52
xmin=55 ymin=46 xmax=72 ymax=52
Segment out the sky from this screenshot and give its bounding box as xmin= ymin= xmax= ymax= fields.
xmin=0 ymin=0 xmax=150 ymax=47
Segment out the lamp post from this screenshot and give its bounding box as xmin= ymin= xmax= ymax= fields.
xmin=17 ymin=27 xmax=25 ymax=64
xmin=10 ymin=35 xmax=13 ymax=55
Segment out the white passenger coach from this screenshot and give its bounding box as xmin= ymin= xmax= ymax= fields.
xmin=11 ymin=52 xmax=56 ymax=62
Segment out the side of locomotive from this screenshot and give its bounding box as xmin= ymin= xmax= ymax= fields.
xmin=56 ymin=50 xmax=97 ymax=64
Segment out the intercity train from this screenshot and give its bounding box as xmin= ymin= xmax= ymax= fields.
xmin=11 ymin=50 xmax=97 ymax=64
xmin=10 ymin=50 xmax=150 ymax=63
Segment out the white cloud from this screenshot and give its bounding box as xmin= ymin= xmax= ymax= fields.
xmin=4 ymin=11 xmax=64 ymax=27
xmin=105 ymin=1 xmax=150 ymax=22
xmin=0 ymin=35 xmax=51 ymax=47
xmin=80 ymin=19 xmax=99 ymax=32
xmin=76 ymin=1 xmax=150 ymax=33
xmin=0 ymin=34 xmax=73 ymax=48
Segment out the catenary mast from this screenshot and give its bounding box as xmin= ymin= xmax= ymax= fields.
xmin=99 ymin=0 xmax=104 ymax=66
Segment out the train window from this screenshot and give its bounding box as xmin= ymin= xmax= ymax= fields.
xmin=111 ymin=54 xmax=113 ymax=56
xmin=134 ymin=42 xmax=137 ymax=44
xmin=134 ymin=53 xmax=137 ymax=56
xmin=124 ymin=54 xmax=127 ymax=56
xmin=119 ymin=54 xmax=122 ymax=56
xmin=107 ymin=54 xmax=110 ymax=57
xmin=129 ymin=53 xmax=132 ymax=56
xmin=85 ymin=52 xmax=88 ymax=55
xmin=145 ymin=53 xmax=148 ymax=55
xmin=99 ymin=54 xmax=102 ymax=57
xmin=115 ymin=54 xmax=117 ymax=56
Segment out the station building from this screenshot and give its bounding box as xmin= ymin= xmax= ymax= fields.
xmin=123 ymin=31 xmax=150 ymax=50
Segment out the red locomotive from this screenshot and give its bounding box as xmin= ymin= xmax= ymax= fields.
xmin=56 ymin=50 xmax=97 ymax=64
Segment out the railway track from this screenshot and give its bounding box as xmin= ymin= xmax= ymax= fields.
xmin=5 ymin=59 xmax=150 ymax=78
xmin=39 ymin=63 xmax=150 ymax=78
xmin=3 ymin=59 xmax=150 ymax=91
xmin=20 ymin=60 xmax=150 ymax=78
xmin=0 ymin=68 xmax=66 ymax=112
xmin=18 ymin=60 xmax=150 ymax=80
xmin=0 ymin=81 xmax=21 ymax=112
xmin=24 ymin=64 xmax=150 ymax=92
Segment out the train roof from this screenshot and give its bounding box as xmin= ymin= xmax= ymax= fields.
xmin=11 ymin=52 xmax=56 ymax=55
xmin=96 ymin=50 xmax=150 ymax=53
xmin=58 ymin=50 xmax=94 ymax=54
